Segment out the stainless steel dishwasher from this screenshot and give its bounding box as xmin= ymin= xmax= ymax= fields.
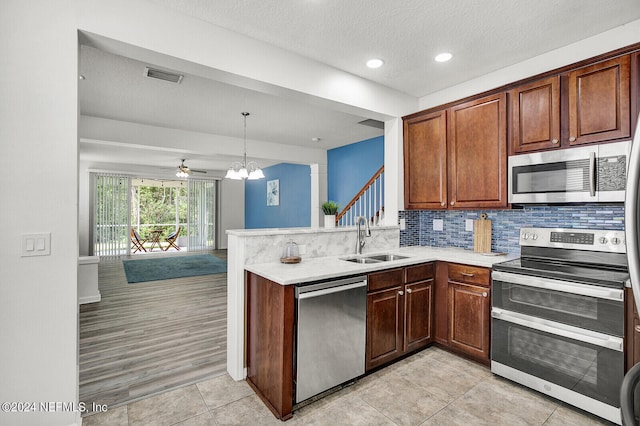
xmin=294 ymin=275 xmax=367 ymax=403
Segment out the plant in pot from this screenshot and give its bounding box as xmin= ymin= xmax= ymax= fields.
xmin=322 ymin=201 xmax=339 ymax=228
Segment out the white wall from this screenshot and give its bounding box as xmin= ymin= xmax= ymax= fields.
xmin=218 ymin=179 xmax=245 ymax=249
xmin=0 ymin=1 xmax=80 ymax=425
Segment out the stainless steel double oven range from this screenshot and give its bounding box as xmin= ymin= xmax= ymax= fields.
xmin=491 ymin=227 xmax=628 ymax=424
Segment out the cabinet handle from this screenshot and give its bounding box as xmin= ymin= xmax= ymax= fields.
xmin=635 ymin=325 xmax=640 ymax=333
xmin=482 ymin=292 xmax=488 ymax=298
xmin=461 ymin=272 xmax=475 ymax=277
xmin=569 ymin=136 xmax=576 ymax=142
xmin=398 ymin=290 xmax=404 ymax=296
xmin=441 ymin=202 xmax=445 ymax=207
xmin=450 ymin=201 xmax=455 ymax=206
xmin=551 ymin=139 xmax=558 ymax=144
xmin=406 ymin=288 xmax=413 ymax=294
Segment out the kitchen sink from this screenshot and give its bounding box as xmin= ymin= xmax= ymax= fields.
xmin=342 ymin=256 xmax=382 ymax=264
xmin=341 ymin=253 xmax=409 ymax=264
xmin=367 ymin=254 xmax=408 ymax=262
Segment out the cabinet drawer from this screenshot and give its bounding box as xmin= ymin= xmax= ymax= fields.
xmin=368 ymin=268 xmax=404 ymax=292
xmin=447 ymin=263 xmax=490 ymax=287
xmin=405 ymin=262 xmax=435 ymax=284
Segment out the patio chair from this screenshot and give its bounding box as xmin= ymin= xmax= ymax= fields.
xmin=130 ymin=229 xmax=147 ymax=253
xmin=164 ymin=226 xmax=183 ymax=251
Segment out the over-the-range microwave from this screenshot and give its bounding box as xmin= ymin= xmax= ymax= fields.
xmin=508 ymin=140 xmax=631 ymax=204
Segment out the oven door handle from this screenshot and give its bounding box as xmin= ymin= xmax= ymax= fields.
xmin=492 ymin=308 xmax=623 ymax=351
xmin=491 ymin=271 xmax=624 ymax=301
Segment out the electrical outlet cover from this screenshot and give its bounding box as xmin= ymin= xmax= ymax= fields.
xmin=433 ymin=219 xmax=444 ymax=231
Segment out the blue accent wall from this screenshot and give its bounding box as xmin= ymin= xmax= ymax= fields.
xmin=399 ymin=204 xmax=625 ymax=255
xmin=245 ymin=163 xmax=311 ymax=229
xmin=327 ymin=136 xmax=384 ymax=213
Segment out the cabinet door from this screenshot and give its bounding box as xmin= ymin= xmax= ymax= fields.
xmin=568 ymin=55 xmax=630 ymax=146
xmin=626 ymin=288 xmax=640 ymax=372
xmin=404 ymin=280 xmax=434 ymax=353
xmin=510 ymin=76 xmax=560 ymax=153
xmin=403 ymin=110 xmax=447 ymax=209
xmin=448 ymin=93 xmax=508 ymax=209
xmin=366 ymin=286 xmax=404 ymax=371
xmin=448 ymin=282 xmax=490 ymax=363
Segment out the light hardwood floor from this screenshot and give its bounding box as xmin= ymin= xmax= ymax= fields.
xmin=79 ymin=250 xmax=228 ymax=415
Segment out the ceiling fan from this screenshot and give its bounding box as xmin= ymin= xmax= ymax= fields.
xmin=176 ymin=159 xmax=207 ymax=177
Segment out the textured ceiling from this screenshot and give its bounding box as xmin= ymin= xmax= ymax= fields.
xmin=147 ymin=0 xmax=640 ymax=97
xmin=80 ymin=0 xmax=640 ymax=173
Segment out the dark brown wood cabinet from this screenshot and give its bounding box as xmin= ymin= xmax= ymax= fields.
xmin=448 ymin=93 xmax=508 ymax=209
xmin=245 ymin=272 xmax=295 ymax=420
xmin=510 ymin=76 xmax=561 ymax=153
xmin=366 ymin=263 xmax=434 ymax=370
xmin=446 ymin=263 xmax=491 ymax=364
xmin=626 ymin=288 xmax=640 ymax=372
xmin=403 ymin=110 xmax=447 ymax=209
xmin=403 ymin=93 xmax=508 ymax=210
xmin=568 ymin=55 xmax=631 ymax=146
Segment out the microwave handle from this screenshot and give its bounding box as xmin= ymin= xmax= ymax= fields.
xmin=589 ymin=151 xmax=596 ymax=197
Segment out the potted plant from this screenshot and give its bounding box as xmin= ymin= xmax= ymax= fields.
xmin=322 ymin=201 xmax=339 ymax=228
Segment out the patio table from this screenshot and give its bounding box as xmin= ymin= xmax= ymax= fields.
xmin=147 ymin=229 xmax=164 ymax=251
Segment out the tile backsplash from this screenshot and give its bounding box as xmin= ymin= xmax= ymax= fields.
xmin=399 ymin=204 xmax=625 ymax=255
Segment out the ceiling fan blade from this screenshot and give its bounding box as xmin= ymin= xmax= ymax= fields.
xmin=191 ymin=169 xmax=207 ymax=174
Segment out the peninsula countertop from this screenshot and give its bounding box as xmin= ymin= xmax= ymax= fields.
xmin=244 ymin=246 xmax=518 ymax=285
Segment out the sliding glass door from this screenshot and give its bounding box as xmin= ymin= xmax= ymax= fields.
xmin=91 ymin=173 xmax=218 ymax=257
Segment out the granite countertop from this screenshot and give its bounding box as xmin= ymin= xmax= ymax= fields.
xmin=244 ymin=246 xmax=519 ymax=285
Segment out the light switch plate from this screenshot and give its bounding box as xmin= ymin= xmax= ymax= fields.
xmin=22 ymin=232 xmax=51 ymax=257
xmin=433 ymin=219 xmax=444 ymax=231
xmin=466 ymin=219 xmax=474 ymax=232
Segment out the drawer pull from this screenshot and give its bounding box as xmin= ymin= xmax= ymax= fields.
xmin=406 ymin=288 xmax=413 ymax=294
xmin=482 ymin=292 xmax=488 ymax=298
xmin=460 ymin=272 xmax=475 ymax=277
xmin=635 ymin=325 xmax=640 ymax=333
xmin=398 ymin=290 xmax=404 ymax=296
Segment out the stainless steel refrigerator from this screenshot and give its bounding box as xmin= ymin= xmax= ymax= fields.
xmin=622 ymin=114 xmax=640 ymax=425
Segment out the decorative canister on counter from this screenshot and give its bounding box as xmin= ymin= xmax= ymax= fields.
xmin=280 ymin=239 xmax=302 ymax=264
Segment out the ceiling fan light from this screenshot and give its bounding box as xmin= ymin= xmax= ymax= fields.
xmin=176 ymin=170 xmax=189 ymax=178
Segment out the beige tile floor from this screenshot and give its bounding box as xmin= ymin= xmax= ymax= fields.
xmin=82 ymin=346 xmax=614 ymax=426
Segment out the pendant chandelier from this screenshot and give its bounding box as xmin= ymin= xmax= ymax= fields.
xmin=225 ymin=112 xmax=265 ymax=180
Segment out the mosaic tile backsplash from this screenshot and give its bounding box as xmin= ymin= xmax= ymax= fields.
xmin=399 ymin=204 xmax=625 ymax=255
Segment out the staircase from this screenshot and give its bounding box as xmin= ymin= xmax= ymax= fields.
xmin=336 ymin=166 xmax=384 ymax=226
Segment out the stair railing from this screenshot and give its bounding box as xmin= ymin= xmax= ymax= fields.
xmin=336 ymin=166 xmax=384 ymax=227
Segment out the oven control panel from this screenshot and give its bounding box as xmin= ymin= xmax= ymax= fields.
xmin=519 ymin=227 xmax=626 ymax=253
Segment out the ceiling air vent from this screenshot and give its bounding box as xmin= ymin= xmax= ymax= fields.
xmin=144 ymin=66 xmax=184 ymax=84
xmin=358 ymin=119 xmax=384 ymax=129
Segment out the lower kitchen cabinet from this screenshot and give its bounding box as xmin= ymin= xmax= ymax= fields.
xmin=446 ymin=263 xmax=491 ymax=364
xmin=626 ymin=288 xmax=640 ymax=371
xmin=366 ymin=263 xmax=434 ymax=371
xmin=245 ymin=272 xmax=295 ymax=420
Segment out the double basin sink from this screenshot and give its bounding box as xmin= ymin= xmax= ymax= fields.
xmin=341 ymin=253 xmax=409 ymax=264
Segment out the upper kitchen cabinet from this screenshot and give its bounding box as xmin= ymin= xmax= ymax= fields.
xmin=447 ymin=93 xmax=508 ymax=209
xmin=568 ymin=55 xmax=631 ymax=146
xmin=510 ymin=76 xmax=561 ymax=153
xmin=403 ymin=110 xmax=447 ymax=209
xmin=403 ymin=93 xmax=508 ymax=210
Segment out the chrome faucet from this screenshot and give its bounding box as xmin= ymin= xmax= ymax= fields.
xmin=355 ymin=216 xmax=371 ymax=254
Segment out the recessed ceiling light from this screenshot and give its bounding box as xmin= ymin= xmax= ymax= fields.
xmin=366 ymin=58 xmax=384 ymax=69
xmin=79 ymin=75 xmax=86 ymax=80
xmin=312 ymin=137 xmax=321 ymax=142
xmin=434 ymin=53 xmax=453 ymax=63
